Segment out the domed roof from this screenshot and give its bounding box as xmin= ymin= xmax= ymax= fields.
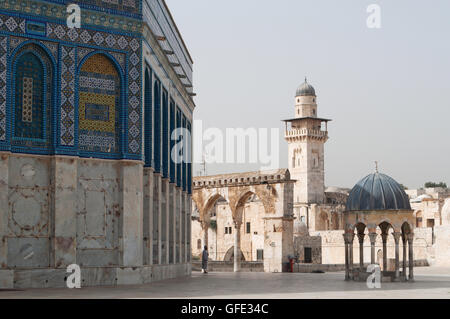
xmin=296 ymin=78 xmax=316 ymax=97
xmin=346 ymin=172 xmax=412 ymax=211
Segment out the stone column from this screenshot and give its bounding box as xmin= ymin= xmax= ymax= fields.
xmin=164 ymin=179 xmax=170 ymax=265
xmin=171 ymin=184 xmax=176 ymax=264
xmin=0 ymin=153 xmax=9 ymax=268
xmin=201 ymin=219 xmax=209 ymax=251
xmin=186 ymin=194 xmax=192 ymax=263
xmin=156 ymin=173 xmax=162 ymax=265
xmin=381 ymin=232 xmax=388 ymax=272
xmin=143 ymin=168 xmax=154 ymax=265
xmin=177 ymin=188 xmax=183 ymax=263
xmin=233 ymin=221 xmax=242 ymax=272
xmin=343 ymin=234 xmax=350 ymax=281
xmin=402 ymin=234 xmax=407 ymax=280
xmin=348 ymin=233 xmax=354 ymax=279
xmin=369 ymin=232 xmax=377 ymax=265
xmin=180 ymin=192 xmax=186 ymax=264
xmin=393 ymin=232 xmax=401 ymax=281
xmin=358 ymin=233 xmax=365 ymax=271
xmin=183 ymin=193 xmax=189 ymax=263
xmin=53 ymin=156 xmax=78 ymax=268
xmin=121 ymin=162 xmax=144 ymax=267
xmin=408 ymin=233 xmax=414 ymax=282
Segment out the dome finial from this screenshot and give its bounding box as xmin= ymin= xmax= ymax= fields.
xmin=375 ymin=161 xmax=379 ymax=173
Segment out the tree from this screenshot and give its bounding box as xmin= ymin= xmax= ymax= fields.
xmin=399 ymin=184 xmax=408 ymax=190
xmin=424 ymin=182 xmax=447 ymax=189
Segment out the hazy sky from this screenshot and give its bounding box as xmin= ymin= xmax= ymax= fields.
xmin=167 ymin=0 xmax=450 ymax=189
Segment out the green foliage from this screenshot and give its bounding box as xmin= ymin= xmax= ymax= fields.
xmin=424 ymin=182 xmax=447 ymax=189
xmin=209 ymin=220 xmax=217 ymax=230
xmin=399 ymin=184 xmax=408 ymax=190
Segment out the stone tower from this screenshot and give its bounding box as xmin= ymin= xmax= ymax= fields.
xmin=284 ymin=79 xmax=330 ymax=205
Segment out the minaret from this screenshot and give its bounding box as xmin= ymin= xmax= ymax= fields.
xmin=284 ymin=78 xmax=331 ymax=205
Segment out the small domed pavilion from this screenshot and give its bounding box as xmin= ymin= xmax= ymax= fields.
xmin=343 ymin=171 xmax=416 ymax=282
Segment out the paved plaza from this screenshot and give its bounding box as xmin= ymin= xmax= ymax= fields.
xmin=0 ymin=267 xmax=449 ymax=299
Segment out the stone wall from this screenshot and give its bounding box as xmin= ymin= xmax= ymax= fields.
xmin=191 ymin=261 xmax=263 ymax=273
xmin=0 ymin=153 xmax=192 ymax=288
xmin=434 ymin=225 xmax=450 ymax=266
xmin=293 ymin=227 xmax=437 ymax=267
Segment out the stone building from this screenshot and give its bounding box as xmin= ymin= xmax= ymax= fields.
xmin=191 ymin=79 xmax=450 ymax=272
xmin=0 ymin=0 xmax=194 ymax=289
xmin=191 ymin=170 xmax=295 ymax=273
xmin=192 ymin=194 xmax=266 ymax=262
xmin=406 ymin=188 xmax=450 ymax=266
xmin=284 ymin=79 xmax=348 ymax=234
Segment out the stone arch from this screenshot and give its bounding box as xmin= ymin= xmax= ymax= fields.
xmin=77 ymin=52 xmax=122 ymax=155
xmin=201 ymin=193 xmax=228 ymax=223
xmin=223 ymin=246 xmax=245 ymax=262
xmin=354 ymin=222 xmax=366 ymax=235
xmin=379 ymin=221 xmax=392 ymax=234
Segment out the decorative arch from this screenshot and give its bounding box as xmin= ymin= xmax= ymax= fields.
xmin=200 ymin=193 xmax=228 ymax=222
xmin=354 ymin=222 xmax=366 ymax=234
xmin=10 ymin=41 xmax=56 ymax=150
xmin=77 ymin=52 xmax=123 ymax=155
xmin=233 ymin=187 xmax=275 ymax=221
xmin=223 ymin=246 xmax=245 ymax=262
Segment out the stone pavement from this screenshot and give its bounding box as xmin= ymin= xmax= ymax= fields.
xmin=0 ymin=267 xmax=449 ymax=299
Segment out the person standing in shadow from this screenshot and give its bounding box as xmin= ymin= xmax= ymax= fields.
xmin=201 ymin=246 xmax=209 ymax=274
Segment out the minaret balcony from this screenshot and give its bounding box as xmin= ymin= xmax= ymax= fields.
xmin=285 ymin=128 xmax=328 ymax=140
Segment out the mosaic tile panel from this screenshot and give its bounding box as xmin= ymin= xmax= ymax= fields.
xmin=0 ymin=16 xmax=26 ymax=34
xmin=45 ymin=22 xmax=142 ymax=155
xmin=68 ymin=0 xmax=140 ymax=15
xmin=60 ymin=45 xmax=76 ymax=146
xmin=0 ymin=36 xmax=6 ymax=141
xmin=12 ymin=44 xmax=53 ymax=149
xmin=78 ymin=54 xmax=120 ymax=154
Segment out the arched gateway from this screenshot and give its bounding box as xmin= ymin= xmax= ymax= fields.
xmin=192 ymin=169 xmax=295 ymax=273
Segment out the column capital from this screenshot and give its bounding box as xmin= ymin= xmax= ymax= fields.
xmin=393 ymin=232 xmax=402 ymax=243
xmin=407 ymin=232 xmax=414 ymax=242
xmin=368 ymin=232 xmax=377 ymax=244
xmin=343 ymin=233 xmax=355 ymax=244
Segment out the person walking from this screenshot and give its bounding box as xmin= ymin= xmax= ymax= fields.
xmin=201 ymin=245 xmax=209 ymax=274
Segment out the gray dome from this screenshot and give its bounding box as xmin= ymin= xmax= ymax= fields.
xmin=346 ymin=173 xmax=411 ymax=211
xmin=296 ymin=79 xmax=316 ymax=97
